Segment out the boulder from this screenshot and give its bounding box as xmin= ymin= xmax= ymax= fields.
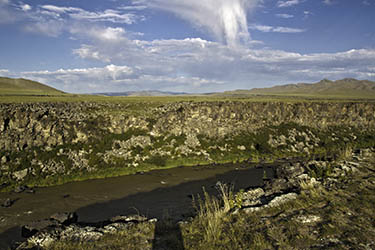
xmin=50 ymin=212 xmax=78 ymax=225
xmin=276 ymin=163 xmax=305 ymax=179
xmin=1 ymin=198 xmax=14 ymax=208
xmin=22 ymin=219 xmax=60 ymax=238
xmin=14 ymin=185 xmax=34 ymax=193
xmin=267 ymin=193 xmax=298 ymax=207
xmin=242 ymin=188 xmax=265 ymax=207
xmin=60 ymin=225 xmax=103 ymax=242
xmin=13 ymin=169 xmax=28 ymax=181
xmin=110 ymin=214 xmax=147 ymax=223
xmin=1 ymin=155 xmax=8 ymax=164
xmin=17 ymin=232 xmax=58 ymax=249
xmin=14 ymin=185 xmax=27 ymax=193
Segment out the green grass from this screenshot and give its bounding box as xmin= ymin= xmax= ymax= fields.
xmin=0 ymin=77 xmax=65 ymax=96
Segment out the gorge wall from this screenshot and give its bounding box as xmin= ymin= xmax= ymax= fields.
xmin=1 ymin=101 xmax=375 ymax=189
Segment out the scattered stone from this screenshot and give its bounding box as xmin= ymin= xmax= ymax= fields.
xmin=267 ymin=193 xmax=298 ymax=207
xmin=242 ymin=188 xmax=265 ymax=207
xmin=101 ymin=222 xmax=130 ymax=234
xmin=22 ymin=219 xmax=60 ymax=238
xmin=1 ymin=198 xmax=14 ymax=208
xmin=296 ymin=215 xmax=322 ymax=224
xmin=13 ymin=169 xmax=28 ymax=181
xmin=0 ymin=181 xmax=9 ymax=189
xmin=110 ymin=214 xmax=147 ymax=223
xmin=26 ymin=188 xmax=35 ymax=194
xmin=60 ymin=225 xmax=103 ymax=242
xmin=148 ymin=218 xmax=158 ymax=223
xmin=14 ymin=185 xmax=27 ymax=193
xmin=21 ymin=231 xmax=57 ymax=249
xmin=1 ymin=155 xmax=8 ymax=164
xmin=277 ymin=162 xmax=305 ymax=178
xmin=243 ymin=193 xmax=298 ymax=213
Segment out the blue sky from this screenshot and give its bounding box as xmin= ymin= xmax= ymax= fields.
xmin=0 ymin=0 xmax=374 ymax=93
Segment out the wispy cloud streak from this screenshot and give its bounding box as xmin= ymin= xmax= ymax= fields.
xmin=147 ymin=0 xmax=260 ymax=47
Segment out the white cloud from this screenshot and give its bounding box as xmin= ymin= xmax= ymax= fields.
xmin=0 ymin=0 xmax=19 ymax=23
xmin=18 ymin=63 xmax=224 ymax=93
xmin=277 ymin=0 xmax=300 ymax=8
xmin=20 ymin=4 xmax=31 ymax=11
xmin=249 ymin=24 xmax=305 ymax=33
xmin=276 ymin=13 xmax=294 ymax=18
xmin=24 ymin=19 xmax=65 ymax=37
xmin=17 ymin=4 xmax=145 ymax=39
xmin=41 ymin=5 xmax=81 ymax=14
xmin=40 ymin=5 xmax=141 ymax=24
xmin=118 ymin=5 xmax=147 ymax=11
xmin=51 ymin=30 xmax=375 ymax=93
xmin=4 ymin=44 xmax=375 ymax=93
xmin=147 ymin=0 xmax=260 ymax=47
xmin=0 ymin=69 xmax=10 ymax=76
xmin=70 ymin=26 xmax=127 ymax=42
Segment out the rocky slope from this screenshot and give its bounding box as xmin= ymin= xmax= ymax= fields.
xmin=1 ymin=100 xmax=375 ymax=189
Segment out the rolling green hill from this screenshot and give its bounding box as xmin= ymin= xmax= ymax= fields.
xmin=0 ymin=77 xmax=65 ymax=96
xmin=220 ymin=78 xmax=375 ymax=99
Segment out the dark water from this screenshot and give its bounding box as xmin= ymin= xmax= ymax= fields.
xmin=0 ymin=162 xmax=275 ymax=249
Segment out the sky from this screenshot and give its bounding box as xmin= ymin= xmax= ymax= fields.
xmin=0 ymin=0 xmax=374 ymax=93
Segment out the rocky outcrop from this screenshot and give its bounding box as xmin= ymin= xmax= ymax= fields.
xmin=240 ymin=147 xmax=375 ymax=214
xmin=1 ymin=101 xmax=374 ymax=152
xmin=1 ymin=101 xmax=375 ymax=189
xmin=17 ymin=213 xmax=154 ymax=249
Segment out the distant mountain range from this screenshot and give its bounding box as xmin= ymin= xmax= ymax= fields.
xmin=220 ymin=78 xmax=375 ymax=98
xmin=1 ymin=76 xmax=375 ymax=98
xmin=0 ymin=77 xmax=65 ymax=96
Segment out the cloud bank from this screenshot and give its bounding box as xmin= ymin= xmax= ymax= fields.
xmin=3 ymin=40 xmax=373 ymax=93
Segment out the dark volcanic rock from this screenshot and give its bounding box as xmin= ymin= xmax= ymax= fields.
xmin=14 ymin=185 xmax=35 ymax=194
xmin=21 ymin=219 xmax=61 ymax=238
xmin=1 ymin=198 xmax=14 ymax=208
xmin=14 ymin=185 xmax=27 ymax=193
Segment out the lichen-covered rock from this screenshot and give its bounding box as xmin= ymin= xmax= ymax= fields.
xmin=13 ymin=169 xmax=28 ymax=181
xmin=242 ymin=188 xmax=265 ymax=206
xmin=17 ymin=212 xmax=153 ymax=249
